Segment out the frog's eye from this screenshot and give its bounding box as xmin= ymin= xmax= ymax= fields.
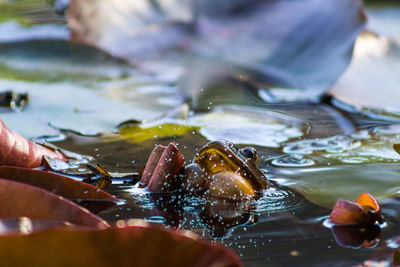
xmin=239 ymin=147 xmax=258 ymax=164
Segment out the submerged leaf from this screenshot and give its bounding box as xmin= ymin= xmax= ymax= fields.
xmin=0 ymin=179 xmax=108 ymax=228
xmin=86 ymin=163 xmax=113 ymax=190
xmin=0 ymin=119 xmax=67 ymax=168
xmin=0 ymin=220 xmax=241 ymax=267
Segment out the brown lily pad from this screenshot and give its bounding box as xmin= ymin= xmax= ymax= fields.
xmin=0 ymin=217 xmax=90 ymax=236
xmin=0 ymin=119 xmax=67 ymax=168
xmin=142 ymin=143 xmax=184 ymax=193
xmin=0 ymin=219 xmax=241 ymax=267
xmin=0 ymin=166 xmax=117 ymax=201
xmin=0 ymin=166 xmax=119 ymax=213
xmin=328 ymin=192 xmax=382 ymax=225
xmin=0 ymin=178 xmax=108 ymax=228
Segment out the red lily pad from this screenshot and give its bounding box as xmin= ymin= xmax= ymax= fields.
xmin=0 ymin=166 xmax=119 ymax=213
xmin=328 ymin=192 xmax=382 ymax=225
xmin=0 ymin=219 xmax=241 ymax=267
xmin=141 ymin=145 xmax=166 ymax=185
xmin=0 ymin=119 xmax=67 ymax=168
xmin=142 ymin=143 xmax=184 ymax=193
xmin=0 ymin=166 xmax=117 ymax=201
xmin=0 ymin=217 xmax=89 ymax=236
xmin=0 ymin=178 xmax=108 ymax=228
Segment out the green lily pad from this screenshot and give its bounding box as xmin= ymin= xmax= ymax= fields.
xmin=282 ymin=125 xmax=400 ymax=164
xmin=274 ymin=163 xmax=400 ymax=208
xmin=118 ymin=122 xmax=199 ymax=144
xmin=189 ymin=106 xmax=306 ymax=147
xmin=0 ymin=79 xmax=183 ymax=138
xmin=0 ymin=39 xmax=135 ymax=82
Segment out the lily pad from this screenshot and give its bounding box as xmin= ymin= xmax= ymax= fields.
xmin=189 ymin=106 xmax=305 ymax=147
xmin=0 ymin=119 xmax=67 ymax=167
xmin=274 ymin=163 xmax=400 ymax=208
xmin=0 ymin=220 xmax=241 ymax=267
xmin=0 ymin=217 xmax=88 ymax=235
xmin=0 ymin=79 xmax=180 ymax=138
xmin=118 ymin=122 xmax=198 ymax=144
xmin=68 ymin=0 xmax=366 ymax=101
xmin=0 ymin=178 xmax=108 ymax=227
xmin=281 ymin=125 xmax=400 ymax=165
xmin=0 ymin=166 xmax=118 ymax=201
xmin=0 ymin=39 xmax=135 ymax=82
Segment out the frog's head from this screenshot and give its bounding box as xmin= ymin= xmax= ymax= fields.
xmin=184 ymin=140 xmax=269 ymax=200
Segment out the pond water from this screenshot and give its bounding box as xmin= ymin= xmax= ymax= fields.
xmin=1 ymin=1 xmax=400 ymax=266
xmin=53 ymin=94 xmax=400 ymax=267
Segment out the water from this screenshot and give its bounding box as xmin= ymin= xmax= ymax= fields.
xmin=52 ymin=99 xmax=400 ymax=266
xmin=2 ymin=1 xmax=400 ymax=266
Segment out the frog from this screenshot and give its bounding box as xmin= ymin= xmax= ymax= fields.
xmin=140 ymin=140 xmax=269 ymax=201
xmin=183 ymin=140 xmax=270 ymax=200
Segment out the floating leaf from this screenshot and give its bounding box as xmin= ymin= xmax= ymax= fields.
xmin=143 ymin=143 xmax=184 ymax=193
xmin=86 ymin=163 xmax=113 ymax=190
xmin=68 ymin=0 xmax=366 ymax=101
xmin=0 ymin=219 xmax=241 ymax=267
xmin=141 ymin=145 xmax=167 ymax=185
xmin=0 ymin=119 xmax=67 ymax=168
xmin=274 ymin=163 xmax=400 ymax=207
xmin=0 ymin=217 xmax=88 ymax=236
xmin=0 ymin=166 xmax=118 ymax=213
xmin=0 ymin=79 xmax=186 ymax=138
xmin=0 ymin=178 xmax=108 ymax=228
xmin=0 ymin=39 xmax=134 ymax=81
xmin=118 ymin=123 xmax=199 ymax=144
xmin=189 ymin=105 xmax=305 ymax=147
xmin=328 ymin=193 xmax=382 ymax=225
